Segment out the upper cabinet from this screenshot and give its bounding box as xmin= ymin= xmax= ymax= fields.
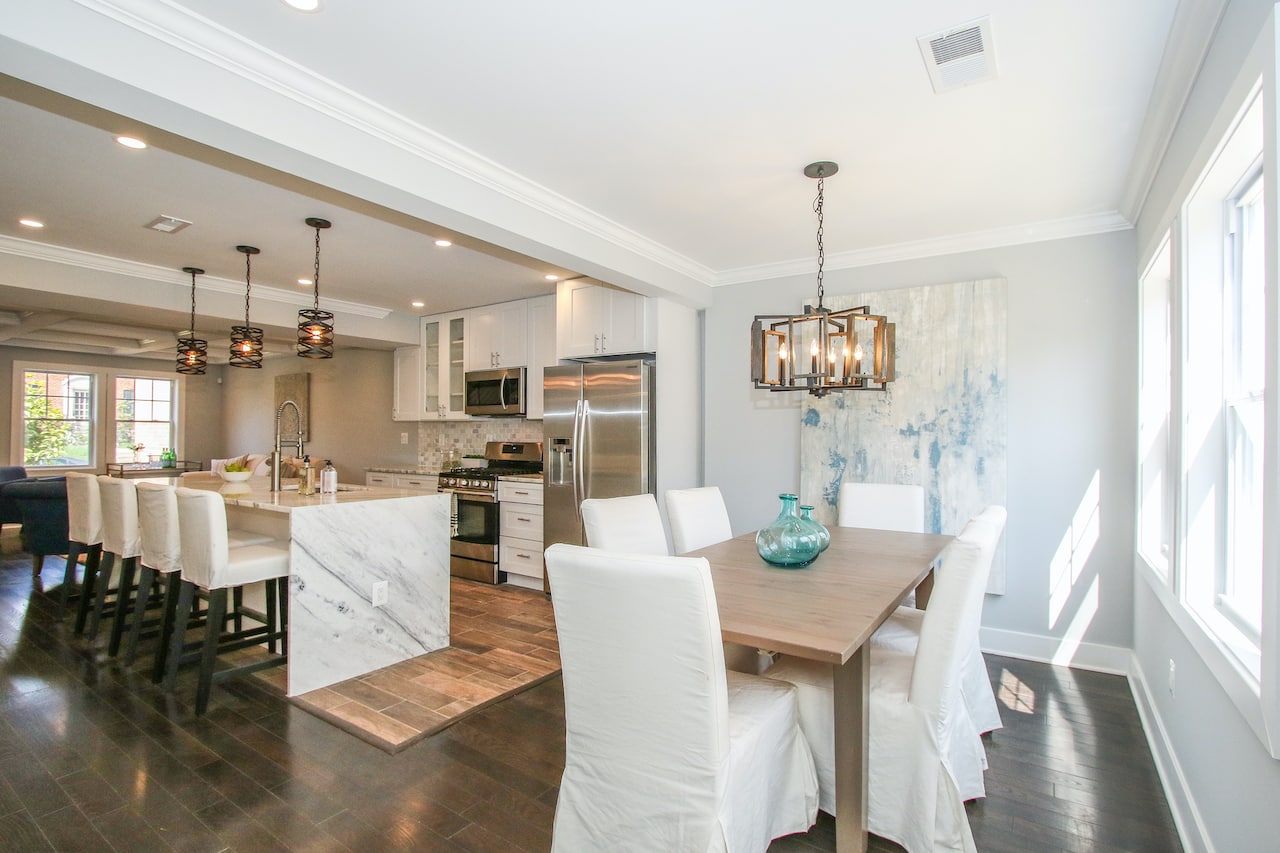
xmin=556 ymin=278 xmax=656 ymax=359
xmin=421 ymin=311 xmax=469 ymax=420
xmin=524 ymin=294 xmax=556 ymax=420
xmin=467 ymin=300 xmax=529 ymax=370
xmin=392 ymin=346 xmax=423 ymax=421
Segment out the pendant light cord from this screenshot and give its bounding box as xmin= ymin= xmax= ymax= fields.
xmin=814 ymin=172 xmax=826 ymax=310
xmin=189 ymin=269 xmax=198 ymax=334
xmin=312 ymin=224 xmax=322 ymax=312
xmin=244 ymin=251 xmax=253 ymax=325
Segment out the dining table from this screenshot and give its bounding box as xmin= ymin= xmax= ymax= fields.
xmin=689 ymin=524 xmax=953 ymax=853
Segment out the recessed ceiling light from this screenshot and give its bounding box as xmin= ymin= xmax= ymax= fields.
xmin=544 ymin=274 xmax=559 ymax=281
xmin=411 ymin=301 xmax=425 ymax=308
xmin=297 ymin=278 xmax=313 ymax=286
xmin=282 ymin=0 xmax=321 ymax=10
xmin=18 ymin=218 xmax=44 ymax=229
xmin=434 ymin=239 xmax=452 ymax=248
xmin=116 ymin=135 xmax=147 ymax=150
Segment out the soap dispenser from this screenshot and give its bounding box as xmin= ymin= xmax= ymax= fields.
xmin=320 ymin=459 xmax=337 ymax=494
xmin=300 ymin=455 xmax=316 ymax=495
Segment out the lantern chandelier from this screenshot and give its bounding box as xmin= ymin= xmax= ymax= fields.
xmin=750 ymin=161 xmax=895 ymax=397
xmin=176 ymin=266 xmax=208 ymax=375
xmin=229 ymin=244 xmax=265 ymax=368
xmin=297 ymin=217 xmax=334 ymax=358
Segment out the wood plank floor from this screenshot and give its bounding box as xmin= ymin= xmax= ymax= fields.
xmin=0 ymin=546 xmax=1182 ymax=852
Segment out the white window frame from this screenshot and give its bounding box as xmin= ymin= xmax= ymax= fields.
xmin=10 ymin=361 xmax=186 ymax=472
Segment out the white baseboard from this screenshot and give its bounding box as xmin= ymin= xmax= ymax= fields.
xmin=979 ymin=626 xmax=1131 ymax=674
xmin=1128 ymin=653 xmax=1214 ymax=853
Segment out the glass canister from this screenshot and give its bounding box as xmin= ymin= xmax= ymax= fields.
xmin=755 ymin=493 xmax=823 ymax=568
xmin=798 ymin=504 xmax=831 ymax=552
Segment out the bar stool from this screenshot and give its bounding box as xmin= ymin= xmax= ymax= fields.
xmin=168 ymin=487 xmax=290 ymax=714
xmin=66 ymin=472 xmax=105 ymax=632
xmin=96 ymin=476 xmax=148 ymax=656
xmin=134 ymin=483 xmax=272 ymax=679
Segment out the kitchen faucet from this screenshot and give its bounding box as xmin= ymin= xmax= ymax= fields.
xmin=272 ymin=399 xmax=304 ymax=492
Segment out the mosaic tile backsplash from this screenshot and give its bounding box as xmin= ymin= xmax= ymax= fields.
xmin=416 ymin=419 xmax=544 ymax=471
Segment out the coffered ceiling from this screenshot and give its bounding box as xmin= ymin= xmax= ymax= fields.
xmin=0 ymin=0 xmax=1202 ymax=361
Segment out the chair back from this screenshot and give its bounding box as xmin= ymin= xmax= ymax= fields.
xmin=909 ymin=505 xmax=1007 ymax=720
xmin=665 ymin=486 xmax=733 ymax=554
xmin=136 ymin=482 xmax=182 ymax=574
xmin=838 ymin=482 xmax=925 ymax=532
xmin=175 ymin=487 xmax=229 ymax=589
xmin=97 ymin=476 xmax=142 ymax=558
xmin=65 ymin=472 xmax=103 ymax=546
xmin=580 ymin=493 xmax=668 ymax=555
xmin=544 ymin=543 xmax=727 ymax=849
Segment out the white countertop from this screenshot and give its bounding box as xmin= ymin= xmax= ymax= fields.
xmin=165 ymin=476 xmax=429 ymax=514
xmin=366 ymin=466 xmax=438 ymax=475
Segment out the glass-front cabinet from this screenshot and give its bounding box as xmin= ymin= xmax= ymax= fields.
xmin=420 ymin=311 xmax=469 ymax=420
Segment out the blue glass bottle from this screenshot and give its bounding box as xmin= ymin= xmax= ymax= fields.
xmin=798 ymin=504 xmax=830 ymax=552
xmin=756 ymin=493 xmax=823 ymax=568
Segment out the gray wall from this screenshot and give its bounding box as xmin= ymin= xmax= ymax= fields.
xmin=1129 ymin=1 xmax=1280 ymax=851
xmin=704 ymin=229 xmax=1139 ymax=657
xmin=0 ymin=345 xmax=224 ymax=469
xmin=220 ymin=348 xmax=418 ymax=483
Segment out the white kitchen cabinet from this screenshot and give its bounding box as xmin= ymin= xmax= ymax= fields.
xmin=524 ymin=294 xmax=555 ymax=419
xmin=556 ymin=277 xmax=656 ymax=359
xmin=392 ymin=346 xmax=423 ymax=421
xmin=467 ymin=300 xmax=528 ymax=370
xmin=421 ymin=311 xmax=469 ymax=420
xmin=394 ymin=473 xmax=437 ymax=491
xmin=365 ymin=472 xmax=394 ymax=487
xmin=498 ymin=479 xmax=544 ymax=590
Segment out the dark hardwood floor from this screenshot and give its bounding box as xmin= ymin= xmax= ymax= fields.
xmin=0 ymin=545 xmax=1181 ymax=852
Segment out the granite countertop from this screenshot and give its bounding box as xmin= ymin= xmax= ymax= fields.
xmin=172 ymin=476 xmax=437 ymax=514
xmin=498 ymin=473 xmax=543 ymax=482
xmin=366 ymin=466 xmax=439 ymax=475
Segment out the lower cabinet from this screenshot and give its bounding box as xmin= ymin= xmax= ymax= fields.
xmin=499 ymin=480 xmax=544 ymax=590
xmin=366 ymin=471 xmax=438 ymax=492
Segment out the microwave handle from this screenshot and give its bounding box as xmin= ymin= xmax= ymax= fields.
xmin=499 ymin=370 xmax=507 ymax=411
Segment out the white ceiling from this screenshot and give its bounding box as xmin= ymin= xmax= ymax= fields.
xmin=0 ymin=0 xmax=1191 ymax=361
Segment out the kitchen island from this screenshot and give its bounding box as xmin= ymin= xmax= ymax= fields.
xmin=177 ymin=477 xmax=450 ymax=696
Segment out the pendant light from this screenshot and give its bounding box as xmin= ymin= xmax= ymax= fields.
xmin=749 ymin=161 xmax=896 ymax=396
xmin=297 ymin=217 xmax=334 ymax=358
xmin=176 ymin=266 xmax=208 ymax=375
xmin=229 ymin=245 xmax=265 ymax=368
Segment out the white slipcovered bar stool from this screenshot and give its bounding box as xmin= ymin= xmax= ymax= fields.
xmin=664 ymin=486 xmax=733 ymax=555
xmin=579 ymin=493 xmax=668 ymax=554
xmin=167 ymin=487 xmax=289 ymax=714
xmin=768 ymin=506 xmax=1007 ymax=852
xmin=96 ymin=475 xmax=151 ymax=657
xmin=63 ymin=472 xmax=104 ymax=625
xmin=544 ymin=543 xmax=818 ymax=851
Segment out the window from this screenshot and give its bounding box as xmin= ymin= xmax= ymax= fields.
xmin=1137 ymin=235 xmax=1172 ymax=579
xmin=11 ymin=363 xmax=182 ymax=470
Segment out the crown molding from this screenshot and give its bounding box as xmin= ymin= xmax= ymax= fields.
xmin=714 ymin=210 xmax=1134 ymax=286
xmin=1119 ymin=0 xmax=1230 ymax=222
xmin=0 ymin=234 xmax=391 ymax=318
xmin=74 ymin=0 xmax=718 ymax=288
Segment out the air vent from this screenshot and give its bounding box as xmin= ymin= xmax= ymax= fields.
xmin=917 ymin=16 xmax=997 ymax=94
xmin=145 ymin=214 xmax=192 ymax=234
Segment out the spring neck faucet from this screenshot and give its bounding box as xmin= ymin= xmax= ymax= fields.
xmin=272 ymin=399 xmax=304 ymax=492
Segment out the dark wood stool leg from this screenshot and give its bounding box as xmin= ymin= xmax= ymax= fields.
xmin=152 ymin=573 xmax=181 ymax=683
xmin=32 ymin=554 xmax=44 ymax=576
xmin=123 ymin=564 xmax=156 ymax=665
xmin=73 ymin=545 xmax=102 ymax=634
xmin=266 ymin=579 xmax=278 ymax=655
xmin=232 ymin=586 xmax=243 ymax=634
xmin=86 ymin=551 xmax=116 ymax=641
xmin=107 ymin=556 xmax=138 ymax=656
xmin=195 ymin=588 xmax=228 ymax=715
xmin=57 ymin=542 xmax=83 ymax=619
xmin=278 ymin=577 xmax=289 ymax=656
xmin=164 ymin=580 xmax=196 ymax=693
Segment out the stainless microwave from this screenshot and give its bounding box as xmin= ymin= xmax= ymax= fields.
xmin=463 ymin=367 xmax=528 ymax=416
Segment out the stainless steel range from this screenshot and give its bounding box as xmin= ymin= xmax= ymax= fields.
xmin=438 ymin=440 xmax=542 ymax=584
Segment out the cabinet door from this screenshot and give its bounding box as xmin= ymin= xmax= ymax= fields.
xmin=525 ymin=294 xmax=555 ymax=420
xmin=601 ymin=289 xmax=649 ymax=355
xmin=557 ymin=278 xmax=609 ymax=358
xmin=420 ymin=317 xmax=442 ymax=418
xmin=469 ymin=301 xmax=529 ymax=369
xmin=392 ymin=346 xmax=421 ymax=421
xmin=421 ymin=312 xmax=469 ymax=419
xmin=395 ymin=474 xmax=437 ymax=491
xmin=365 ymin=472 xmax=394 ymax=487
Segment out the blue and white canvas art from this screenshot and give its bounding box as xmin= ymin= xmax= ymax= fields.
xmin=799 ymin=278 xmax=1008 ymax=593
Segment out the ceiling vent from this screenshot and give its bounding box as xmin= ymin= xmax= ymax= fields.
xmin=145 ymin=214 xmax=192 ymax=234
xmin=917 ymin=16 xmax=997 ymax=94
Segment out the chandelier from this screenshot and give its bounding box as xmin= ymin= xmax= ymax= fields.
xmin=176 ymin=266 xmax=208 ymax=375
xmin=750 ymin=162 xmax=895 ymax=397
xmin=229 ymin=245 xmax=265 ymax=368
xmin=297 ymin=217 xmax=334 ymax=358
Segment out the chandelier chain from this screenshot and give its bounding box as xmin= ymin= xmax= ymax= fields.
xmin=189 ymin=269 xmax=198 ymax=331
xmin=312 ymin=225 xmax=322 ymax=311
xmin=814 ymin=175 xmax=825 ymax=309
xmin=244 ymin=252 xmax=252 ymax=325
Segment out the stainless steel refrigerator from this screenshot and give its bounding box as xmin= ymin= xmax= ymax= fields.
xmin=543 ymin=360 xmax=655 ymax=552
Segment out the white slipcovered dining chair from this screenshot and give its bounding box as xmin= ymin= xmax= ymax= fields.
xmin=580 ymin=493 xmax=668 ymax=555
xmin=665 ymin=486 xmax=733 ymax=555
xmin=544 ymin=543 xmax=818 ymax=852
xmin=63 ymin=471 xmax=104 ymax=624
xmin=96 ymin=475 xmax=149 ymax=657
xmin=841 ymin=482 xmax=1005 ymax=734
xmin=767 ymin=506 xmax=1006 ymax=853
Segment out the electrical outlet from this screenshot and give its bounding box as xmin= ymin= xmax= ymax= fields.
xmin=1167 ymin=659 xmax=1175 ymax=696
xmin=372 ymin=580 xmax=389 ymax=607
xmin=400 ymin=432 xmax=409 ymax=445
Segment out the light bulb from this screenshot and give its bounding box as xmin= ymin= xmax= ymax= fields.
xmin=810 ymin=339 xmax=819 ymax=356
xmin=778 ymin=343 xmax=788 ymax=360
xmin=853 ymin=343 xmax=864 ymax=361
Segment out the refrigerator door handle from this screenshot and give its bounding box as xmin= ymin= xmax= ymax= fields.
xmin=573 ymin=399 xmax=586 ymax=526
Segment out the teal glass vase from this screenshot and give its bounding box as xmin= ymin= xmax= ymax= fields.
xmin=756 ymin=493 xmax=823 ymax=568
xmin=799 ymin=504 xmax=830 ymax=552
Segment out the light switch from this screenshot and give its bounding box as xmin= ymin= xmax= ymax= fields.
xmin=400 ymin=432 xmax=408 ymax=445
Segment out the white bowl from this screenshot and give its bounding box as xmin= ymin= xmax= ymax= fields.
xmin=218 ymin=470 xmax=253 ymax=482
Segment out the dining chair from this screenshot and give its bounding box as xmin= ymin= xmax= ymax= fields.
xmin=168 ymin=487 xmax=290 ymax=714
xmin=65 ymin=472 xmax=104 ymax=627
xmin=96 ymin=475 xmax=149 ymax=657
xmin=579 ymin=493 xmax=668 ymax=555
xmin=543 ymin=543 xmax=818 ymax=851
xmin=664 ymin=486 xmax=733 ymax=555
xmin=767 ymin=506 xmax=1006 ymax=853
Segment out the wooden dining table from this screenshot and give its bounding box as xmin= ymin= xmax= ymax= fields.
xmin=689 ymin=525 xmax=953 ymax=853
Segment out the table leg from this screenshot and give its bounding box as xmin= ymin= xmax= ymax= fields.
xmin=832 ymin=645 xmax=869 ymax=853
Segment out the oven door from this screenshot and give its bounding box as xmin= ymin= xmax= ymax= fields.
xmin=439 ymin=487 xmax=503 ymax=582
xmin=463 ymin=367 xmax=527 ymax=416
